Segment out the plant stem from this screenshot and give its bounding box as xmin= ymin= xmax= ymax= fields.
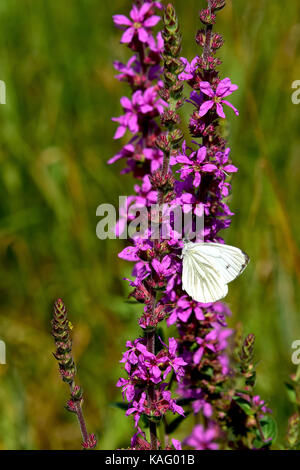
xmin=203 ymin=0 xmax=213 ymax=61
xmin=159 ymin=420 xmax=166 ymax=450
xmin=255 ymin=413 xmax=266 ymax=443
xmin=75 ymin=401 xmax=89 ymax=443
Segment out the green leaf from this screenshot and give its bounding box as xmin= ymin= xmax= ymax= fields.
xmin=109 ymin=402 xmax=128 ymax=411
xmin=232 ymin=396 xmax=254 ymax=416
xmin=201 ymin=366 xmax=214 ymax=378
xmin=166 ymin=413 xmax=190 ymax=434
xmin=285 ymin=382 xmax=297 ymax=404
xmin=253 ymin=416 xmax=277 ymax=449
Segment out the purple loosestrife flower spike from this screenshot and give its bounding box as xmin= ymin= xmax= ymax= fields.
xmin=51 ymin=299 xmax=96 ymax=449
xmin=167 ymin=0 xmax=272 ymax=450
xmin=111 ymin=1 xmax=186 ymax=451
xmin=152 ymin=2 xmax=184 ymax=208
xmin=111 ymin=0 xmax=272 ymax=450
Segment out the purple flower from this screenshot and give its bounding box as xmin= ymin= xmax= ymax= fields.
xmin=252 ymin=395 xmax=272 ymax=414
xmin=167 ymin=296 xmax=205 ymax=325
xmin=152 ymin=255 xmax=174 ymax=279
xmin=112 ymin=94 xmax=140 ymax=139
xmin=137 ymin=86 xmax=167 ymax=115
xmin=185 ymin=424 xmax=219 ymax=450
xmin=199 ymin=78 xmax=239 ymax=118
xmin=194 ymin=330 xmax=217 ymax=364
xmin=126 ymin=392 xmax=147 ymax=427
xmin=134 ymin=174 xmax=158 ymax=205
xmin=112 ymin=87 xmax=167 ymax=140
xmin=160 ymin=337 xmax=187 ymax=381
xmin=178 ymin=56 xmax=200 ymax=81
xmin=192 ymin=399 xmax=213 ymax=417
xmin=116 ymin=378 xmax=135 ymax=402
xmin=176 ymin=143 xmax=218 ymax=187
xmin=148 ymin=31 xmax=164 ymax=54
xmin=171 ymin=439 xmax=182 ymax=450
xmin=114 ymin=56 xmax=139 ymax=81
xmin=161 ymin=390 xmax=185 ymax=416
xmin=113 ymin=3 xmax=161 ymax=45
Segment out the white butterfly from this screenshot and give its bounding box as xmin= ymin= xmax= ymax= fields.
xmin=182 ymin=241 xmax=249 ymax=304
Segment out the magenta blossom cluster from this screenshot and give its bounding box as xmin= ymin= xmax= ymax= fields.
xmin=110 ymin=1 xmax=165 ymax=180
xmin=111 ymin=0 xmax=272 ymax=450
xmin=114 ymin=2 xmax=162 ymax=45
xmin=111 ymin=1 xmax=189 ymax=449
xmin=110 ymin=0 xmax=236 ymax=449
xmin=184 ymin=424 xmax=219 ymax=450
xmin=117 ymin=337 xmax=186 ymax=427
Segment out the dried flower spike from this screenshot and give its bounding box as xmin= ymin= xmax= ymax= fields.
xmin=51 ymin=298 xmax=97 ymax=449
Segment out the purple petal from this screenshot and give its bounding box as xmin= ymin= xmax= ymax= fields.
xmin=168 ymin=337 xmax=177 ymax=356
xmin=107 ymin=152 xmax=123 ymax=164
xmin=216 ymin=102 xmax=225 ymax=118
xmin=199 ymin=100 xmax=214 ymax=117
xmin=161 ymin=255 xmax=171 ymax=270
xmin=193 ymin=172 xmax=201 ymax=188
xmin=176 ymin=155 xmax=193 ymax=164
xmin=194 ymin=203 xmax=204 ymax=217
xmin=222 ymin=99 xmax=239 ymax=116
xmin=194 ymin=306 xmax=205 ymax=320
xmin=128 ymin=114 xmax=139 ymax=133
xmin=144 ymin=15 xmax=161 ymax=27
xmin=140 ymin=104 xmax=153 ymax=114
xmin=113 ymin=15 xmax=132 ymax=27
xmin=121 ymin=27 xmax=135 ymax=44
xmin=118 ymin=246 xmax=138 ymax=261
xmin=178 ymin=71 xmax=193 ymax=81
xmin=201 ymin=163 xmax=217 ymax=172
xmin=223 ymin=164 xmax=238 ymax=172
xmin=178 ymin=309 xmax=192 ymax=322
xmin=138 ymin=27 xmax=149 ymax=43
xmin=126 ymin=384 xmax=135 ymax=402
xmin=172 ymin=439 xmax=182 ymax=450
xmin=120 ymin=96 xmax=132 ymax=110
xmin=152 ymin=365 xmax=161 ymax=379
xmin=113 ymin=126 xmax=126 ymax=140
xmin=139 ymin=3 xmax=152 ymax=18
xmin=196 ymin=146 xmax=207 ymax=163
xmin=193 ymin=347 xmax=204 ymax=364
xmin=216 ymin=78 xmax=238 ymax=97
xmin=199 ymin=81 xmax=215 ymax=98
xmin=152 ymin=258 xmax=162 ymax=274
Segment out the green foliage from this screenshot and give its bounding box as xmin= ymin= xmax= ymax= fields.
xmin=232 ymin=396 xmax=254 ymax=416
xmin=253 ymin=416 xmax=277 ymax=449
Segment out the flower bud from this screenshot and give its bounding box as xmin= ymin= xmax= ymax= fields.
xmin=195 ymin=29 xmax=206 ymax=47
xmin=82 ymin=433 xmax=97 ymax=449
xmin=199 ymin=9 xmax=216 ymax=25
xmin=211 ymin=0 xmax=226 ymax=12
xmin=156 ymin=135 xmax=171 ymax=153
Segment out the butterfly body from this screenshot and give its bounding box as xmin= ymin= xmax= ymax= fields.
xmin=182 ymin=241 xmax=249 ymax=304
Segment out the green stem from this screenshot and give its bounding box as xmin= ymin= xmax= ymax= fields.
xmin=255 ymin=413 xmax=266 ymax=443
xmin=159 ymin=420 xmax=166 ymax=450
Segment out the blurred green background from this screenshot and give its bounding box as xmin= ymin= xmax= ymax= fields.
xmin=0 ymin=0 xmax=299 ymax=449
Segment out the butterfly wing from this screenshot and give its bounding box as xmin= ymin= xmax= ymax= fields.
xmin=188 ymin=242 xmax=249 ymax=285
xmin=182 ymin=248 xmax=228 ymax=303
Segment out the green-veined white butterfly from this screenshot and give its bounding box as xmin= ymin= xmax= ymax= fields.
xmin=182 ymin=241 xmax=249 ymax=304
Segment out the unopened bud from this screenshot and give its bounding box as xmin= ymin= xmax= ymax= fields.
xmin=199 ymin=8 xmax=216 ymax=25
